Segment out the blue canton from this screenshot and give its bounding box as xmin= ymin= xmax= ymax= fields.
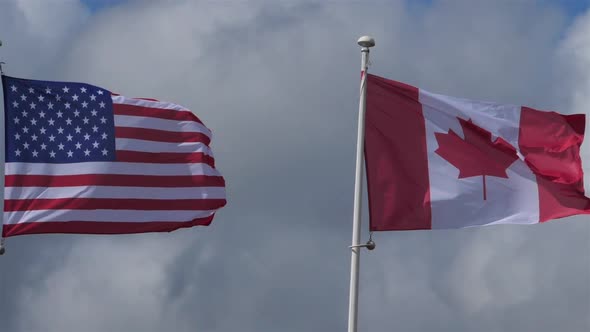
xmin=2 ymin=76 xmax=116 ymax=163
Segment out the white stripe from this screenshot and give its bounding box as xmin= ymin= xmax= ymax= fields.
xmin=4 ymin=209 xmax=217 ymax=224
xmin=5 ymin=186 xmax=226 ymax=200
xmin=115 ymin=138 xmax=213 ymax=155
xmin=5 ymin=162 xmax=221 ymax=176
xmin=419 ymin=89 xmax=521 ymax=149
xmin=418 ymin=89 xmax=540 ymax=228
xmin=114 ymin=115 xmax=211 ymax=137
xmin=112 ymin=95 xmax=189 ymax=113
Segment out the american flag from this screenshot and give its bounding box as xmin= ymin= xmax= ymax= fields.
xmin=1 ymin=75 xmax=226 ymax=237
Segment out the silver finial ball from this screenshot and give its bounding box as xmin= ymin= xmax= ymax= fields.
xmin=357 ymin=36 xmax=375 ymax=48
xmin=366 ymin=240 xmax=376 ymax=251
xmin=0 ymin=246 xmax=5 ymax=255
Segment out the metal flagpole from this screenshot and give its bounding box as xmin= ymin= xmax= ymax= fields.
xmin=0 ymin=38 xmax=5 ymax=255
xmin=347 ymin=35 xmax=375 ymax=332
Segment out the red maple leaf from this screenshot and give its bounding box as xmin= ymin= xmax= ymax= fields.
xmin=434 ymin=118 xmax=519 ymax=200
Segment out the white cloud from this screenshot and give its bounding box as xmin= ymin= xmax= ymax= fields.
xmin=16 ymin=235 xmax=193 ymax=332
xmin=558 ymin=9 xmax=590 ymax=190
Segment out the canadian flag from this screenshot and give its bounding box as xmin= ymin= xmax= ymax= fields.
xmin=365 ymin=74 xmax=590 ymax=230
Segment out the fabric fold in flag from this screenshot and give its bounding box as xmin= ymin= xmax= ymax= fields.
xmin=365 ymin=73 xmax=589 ymax=231
xmin=1 ymin=75 xmax=226 ymax=237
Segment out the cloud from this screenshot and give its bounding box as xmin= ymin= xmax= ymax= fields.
xmin=16 ymin=236 xmax=192 ymax=332
xmin=0 ymin=0 xmax=588 ymax=331
xmin=557 ymin=8 xmax=590 ymax=190
xmin=0 ymin=0 xmax=89 ymax=76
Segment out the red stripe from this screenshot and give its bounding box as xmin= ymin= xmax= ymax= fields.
xmin=113 ymin=103 xmax=204 ymax=124
xmin=115 ymin=127 xmax=211 ymax=145
xmin=5 ymin=174 xmax=225 ymax=188
xmin=5 ymin=198 xmax=227 ymax=211
xmin=3 ymin=216 xmax=215 ymax=237
xmin=365 ymin=74 xmax=432 ymax=230
xmin=519 ymin=107 xmax=590 ymax=221
xmin=116 ymin=151 xmax=215 ymax=166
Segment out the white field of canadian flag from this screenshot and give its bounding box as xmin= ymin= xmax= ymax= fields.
xmin=365 ymin=73 xmax=590 ymax=231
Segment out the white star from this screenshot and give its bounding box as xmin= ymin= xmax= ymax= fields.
xmin=82 ymin=117 xmax=89 ymax=124
xmin=40 ymin=127 xmax=47 ymax=134
xmin=14 ymin=133 xmax=20 ymax=140
xmin=81 ymin=101 xmax=88 ymax=108
xmin=10 ymin=85 xmax=17 ymax=92
xmin=67 ymin=150 xmax=74 ymax=157
xmin=84 ymin=149 xmax=91 ymax=156
xmin=101 ymin=148 xmax=108 ymax=156
xmin=66 ymin=118 xmax=73 ymax=125
xmin=48 ymin=118 xmax=55 ymax=126
xmin=92 ymin=141 xmax=99 ymax=149
xmin=29 ymin=102 xmax=36 ymax=109
xmin=100 ymin=116 xmax=107 ymax=124
xmin=31 ymin=134 xmax=38 ymax=141
xmin=62 ymin=86 xmax=69 ymax=93
xmin=99 ymin=101 xmax=105 ymax=108
xmin=32 ymin=150 xmax=38 ymax=157
xmin=84 ymin=133 xmax=91 ymax=140
xmin=28 ymin=87 xmax=34 ymax=94
xmin=30 ymin=118 xmax=37 ymax=125
xmin=39 ymin=111 xmax=46 ymax=118
xmin=91 ymin=110 xmax=98 ymax=116
xmin=23 ymin=142 xmax=29 ymax=149
xmin=72 ymin=94 xmax=79 ymax=101
xmin=97 ymin=90 xmax=104 ymax=95
xmin=37 ymin=95 xmax=44 ymax=102
xmin=101 ymin=132 xmax=108 ymax=140
xmin=56 ymin=111 xmax=63 ymax=118
xmin=20 ymin=94 xmax=27 ymax=101
xmin=45 ymin=87 xmax=52 ymax=94
xmin=47 ymin=102 xmax=54 ymax=109
xmin=81 ymin=87 xmax=87 ymax=93
xmin=50 ymin=151 xmax=56 ymax=158
xmin=22 ymin=127 xmax=29 ymax=133
xmin=92 ymin=125 xmax=99 ymax=132
xmin=12 ymin=101 xmax=18 ymax=108
xmin=75 ymin=142 xmax=82 ymax=149
xmin=74 ymin=110 xmax=80 ymax=117
xmin=75 ymin=126 xmax=82 ymax=133
xmin=40 ymin=143 xmax=47 ymax=150
xmin=58 ymin=143 xmax=65 ymax=150
xmin=55 ymin=95 xmax=61 ymax=101
xmin=66 ymin=134 xmax=73 ymax=141
xmin=13 ymin=117 xmax=19 ymax=124
xmin=21 ymin=110 xmax=28 ymax=117
xmin=15 ymin=149 xmax=21 ymax=156
xmin=90 ymin=94 xmax=96 ymax=101
xmin=57 ymin=127 xmax=64 ymax=134
xmin=49 ymin=135 xmax=56 ymax=142
xmin=64 ymin=102 xmax=71 ymax=109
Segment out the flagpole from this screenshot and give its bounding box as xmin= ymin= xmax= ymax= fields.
xmin=0 ymin=38 xmax=5 ymax=255
xmin=348 ymin=35 xmax=375 ymax=332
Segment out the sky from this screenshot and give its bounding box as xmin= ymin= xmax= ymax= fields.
xmin=0 ymin=0 xmax=589 ymax=331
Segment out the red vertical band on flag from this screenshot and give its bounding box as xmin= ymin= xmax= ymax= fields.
xmin=519 ymin=107 xmax=590 ymax=221
xmin=365 ymin=74 xmax=431 ymax=230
